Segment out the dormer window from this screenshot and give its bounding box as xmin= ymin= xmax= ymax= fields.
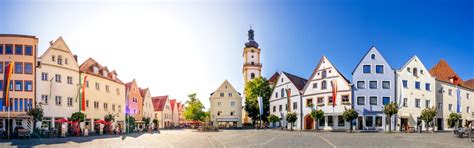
xmin=407 ymin=67 xmax=411 ymax=72
xmin=371 ymin=54 xmax=375 ymax=60
xmin=103 ymin=71 xmax=108 ymax=77
xmin=93 ymin=67 xmax=99 ymax=74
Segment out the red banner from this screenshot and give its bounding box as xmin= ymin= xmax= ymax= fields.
xmin=331 ymin=79 xmax=337 ymax=107
xmin=3 ymin=62 xmax=13 ymax=107
xmin=81 ymin=75 xmax=88 ymax=111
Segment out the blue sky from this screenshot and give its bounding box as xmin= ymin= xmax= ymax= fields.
xmin=1 ymin=0 xmax=472 ymax=108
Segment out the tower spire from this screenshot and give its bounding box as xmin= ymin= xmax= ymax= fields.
xmin=245 ymin=25 xmax=258 ymax=48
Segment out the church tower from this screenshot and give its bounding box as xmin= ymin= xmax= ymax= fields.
xmin=242 ymin=27 xmax=262 ymax=87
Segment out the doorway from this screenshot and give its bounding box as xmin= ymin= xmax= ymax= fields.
xmin=357 ymin=117 xmax=363 ymax=130
xmin=304 ymin=115 xmax=313 ymax=130
xmin=437 ymin=118 xmax=443 ymax=130
xmin=401 ymin=118 xmax=408 ymax=132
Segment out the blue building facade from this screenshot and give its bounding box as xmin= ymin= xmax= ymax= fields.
xmin=352 ymin=46 xmax=395 ymax=131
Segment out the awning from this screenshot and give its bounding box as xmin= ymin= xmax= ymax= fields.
xmin=216 ymin=118 xmax=239 ymax=122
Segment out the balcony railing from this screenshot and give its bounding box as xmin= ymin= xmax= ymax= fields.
xmin=243 ymin=62 xmax=262 ymax=67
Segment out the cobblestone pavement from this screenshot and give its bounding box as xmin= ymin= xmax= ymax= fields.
xmin=0 ymin=129 xmax=473 ymax=148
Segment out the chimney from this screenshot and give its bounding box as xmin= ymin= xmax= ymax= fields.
xmin=73 ymin=55 xmax=78 ymax=62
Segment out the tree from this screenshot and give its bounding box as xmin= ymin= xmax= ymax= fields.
xmin=448 ymin=113 xmax=462 ymax=128
xmin=71 ymin=112 xmax=86 ymax=122
xmin=184 ymin=93 xmax=206 ymax=122
xmin=286 ymin=112 xmax=297 ymax=131
xmin=244 ymin=77 xmax=272 ymax=126
xmin=27 ymin=103 xmax=44 ymax=132
xmin=126 ymin=115 xmax=136 ymax=133
xmin=267 ymin=114 xmax=279 ymax=128
xmin=310 ymin=110 xmax=324 ymax=132
xmin=420 ymin=107 xmax=437 ymax=133
xmin=342 ymin=109 xmax=358 ymax=133
xmin=104 ymin=113 xmax=115 ymax=122
xmin=153 ymin=119 xmax=159 ymax=129
xmin=142 ymin=117 xmax=151 ymax=129
xmin=383 ymin=102 xmax=398 ymax=133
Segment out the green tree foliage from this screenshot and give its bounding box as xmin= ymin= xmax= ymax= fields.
xmin=383 ymin=102 xmax=398 ymax=133
xmin=153 ymin=119 xmax=159 ymax=129
xmin=420 ymin=107 xmax=437 ymax=132
xmin=126 ymin=115 xmax=136 ymax=133
xmin=286 ymin=112 xmax=298 ymax=131
xmin=27 ymin=104 xmax=44 ymax=130
xmin=448 ymin=113 xmax=462 ymax=128
xmin=244 ymin=77 xmax=272 ymax=125
xmin=184 ymin=93 xmax=206 ymax=121
xmin=104 ymin=113 xmax=115 ymax=122
xmin=267 ymin=114 xmax=279 ymax=128
xmin=310 ymin=110 xmax=324 ymax=132
xmin=342 ymin=109 xmax=358 ymax=133
xmin=71 ymin=112 xmax=86 ymax=122
xmin=142 ymin=117 xmax=151 ymax=128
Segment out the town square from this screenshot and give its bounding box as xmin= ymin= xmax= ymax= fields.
xmin=0 ymin=0 xmax=473 ymax=147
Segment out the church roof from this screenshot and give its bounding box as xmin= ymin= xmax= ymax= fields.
xmin=244 ymin=28 xmax=259 ymax=48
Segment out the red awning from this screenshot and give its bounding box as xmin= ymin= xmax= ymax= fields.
xmin=55 ymin=118 xmax=69 ymax=123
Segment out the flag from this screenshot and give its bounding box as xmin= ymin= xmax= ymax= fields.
xmin=456 ymin=88 xmax=460 ymax=113
xmin=80 ymin=75 xmax=88 ymax=111
xmin=257 ymin=97 xmax=263 ymax=116
xmin=331 ymin=79 xmax=337 ymax=107
xmin=3 ymin=62 xmax=13 ymax=107
xmin=286 ymin=89 xmax=291 ymax=112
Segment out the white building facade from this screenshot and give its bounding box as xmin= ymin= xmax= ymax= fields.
xmin=209 ymin=80 xmax=243 ymax=128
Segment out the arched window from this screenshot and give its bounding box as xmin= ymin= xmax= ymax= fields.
xmin=57 ymin=55 xmax=63 ymax=65
xmin=281 ymin=88 xmax=285 ymax=98
xmin=413 ymin=68 xmax=418 ymax=77
xmin=322 ymin=80 xmax=327 ymax=90
xmin=250 ymin=73 xmax=255 ymax=79
xmin=371 ymin=54 xmax=376 ymax=60
xmin=322 ymin=70 xmax=327 ymax=78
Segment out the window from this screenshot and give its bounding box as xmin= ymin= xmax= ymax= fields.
xmin=220 ymin=93 xmax=224 ymax=97
xmin=366 ymin=116 xmax=373 ymax=127
xmin=327 ymin=116 xmax=333 ymax=126
xmin=306 ymin=98 xmax=313 ymax=107
xmin=24 ymin=81 xmax=32 ymax=91
xmin=217 ymin=111 xmax=222 ymax=116
xmin=24 ymin=63 xmax=32 ymax=74
xmin=94 ymin=101 xmax=99 ymax=109
xmin=275 ymin=92 xmax=278 ymax=98
xmin=338 ymin=116 xmax=345 ymax=127
xmin=319 ymin=117 xmax=325 ymax=127
xmin=425 ymin=83 xmax=431 ymax=91
xmin=467 ymin=107 xmax=471 ymax=113
xmin=467 ymin=93 xmax=470 ymax=99
xmin=95 ymin=83 xmax=100 ymax=90
xmin=86 ymin=100 xmax=89 ymax=108
xmin=273 ymin=106 xmax=276 ymax=112
xmin=363 ymin=65 xmax=371 ymax=73
xmin=370 ymin=96 xmax=377 ymax=105
xmin=371 ymin=54 xmax=375 ymax=59
xmin=15 ymin=45 xmax=23 ymax=55
xmin=40 ymin=72 xmax=47 ymax=81
xmin=448 ymin=89 xmax=452 ymax=96
xmin=437 ymin=103 xmax=442 ymax=110
xmin=86 ymin=81 xmax=89 ymax=87
xmin=375 ymin=116 xmax=382 ymax=127
xmin=425 ymin=100 xmax=430 ymax=108
xmin=415 ymin=99 xmax=420 ymax=108
xmin=342 ymin=95 xmax=349 ymax=103
xmin=55 ymin=96 xmax=62 ymax=106
xmin=0 ymin=62 xmax=3 ymax=73
xmin=369 ymin=81 xmax=377 ymax=89
xmin=15 ymin=62 xmax=23 ymax=74
xmin=112 ymin=104 xmax=116 ymax=111
xmin=104 ymin=103 xmax=108 ymax=110
xmin=228 ymin=93 xmax=232 ymax=97
xmin=317 ymin=97 xmax=324 ymax=105
xmin=281 ymin=88 xmax=285 ymax=98
xmin=231 ymin=101 xmax=235 ymax=107
xmin=41 ymin=95 xmax=48 ymax=104
xmin=250 ymin=73 xmax=255 ymax=79
xmin=0 ymin=45 xmax=2 ymax=54
xmin=322 ymin=70 xmax=327 ymax=78
xmin=383 ymin=97 xmax=390 ymax=105
xmin=415 ymin=81 xmax=420 ymax=89
xmin=402 ymin=80 xmax=408 ymax=88
xmin=67 ymin=76 xmax=73 ymax=84
xmin=118 ymin=105 xmax=121 ymax=112
xmin=5 ymin=44 xmax=13 ymax=54
xmin=413 ymin=68 xmax=418 ymax=77
xmin=52 ymin=55 xmax=55 ymax=61
xmin=67 ymin=97 xmax=73 ymax=107
xmin=230 ymin=111 xmax=234 ymax=116
xmin=293 ymin=102 xmax=297 ymax=110
xmin=321 ymin=80 xmax=327 ymax=90
xmin=57 ymin=56 xmax=63 ymax=65
xmin=312 ymin=83 xmax=318 ymax=89
xmin=25 ymin=46 xmax=32 ymax=56
xmin=382 ymin=81 xmax=390 ymax=89
xmin=328 ymin=97 xmax=334 ymax=106
xmin=116 ymin=88 xmax=120 ymax=95
xmin=279 ymin=105 xmax=282 ymax=111
xmin=376 ymin=65 xmax=384 ymax=74
xmin=357 ymin=81 xmax=365 ymax=89
xmin=55 ymin=74 xmax=61 ymax=83
xmin=15 ymin=80 xmax=23 ymax=91
xmin=403 ymin=98 xmax=408 ymax=107
xmin=217 ymin=102 xmax=222 ymax=106
xmin=448 ymin=104 xmax=453 ymax=111
xmin=65 ymin=59 xmax=68 ymax=65
xmin=357 ymin=97 xmax=365 ymax=105
xmin=0 ymin=80 xmax=2 ymax=90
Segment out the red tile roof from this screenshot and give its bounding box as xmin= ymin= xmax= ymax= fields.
xmin=267 ymin=72 xmax=280 ymax=84
xmin=429 ymin=59 xmax=464 ymax=86
xmin=139 ymin=88 xmax=149 ymax=98
xmin=170 ymin=99 xmax=176 ymax=112
xmin=464 ymin=79 xmax=474 ymax=90
xmin=152 ymin=95 xmax=168 ymax=111
xmin=79 ymin=58 xmax=123 ymax=84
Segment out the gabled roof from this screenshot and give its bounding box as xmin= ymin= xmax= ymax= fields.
xmin=39 ymin=36 xmax=80 ymax=68
xmin=464 ymin=79 xmax=474 ymax=90
xmin=79 ymin=58 xmax=123 ymax=84
xmin=170 ymin=99 xmax=176 ymax=112
xmin=267 ymin=72 xmax=280 ymax=84
xmin=351 ymin=46 xmax=393 ymax=74
xmin=210 ymin=80 xmax=241 ymax=97
xmin=281 ymin=71 xmax=308 ymax=91
xmin=302 ymin=55 xmax=351 ymax=93
xmin=152 ymin=95 xmax=168 ymax=111
xmin=139 ymin=87 xmax=149 ymax=98
xmin=429 ymin=59 xmax=463 ymax=85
